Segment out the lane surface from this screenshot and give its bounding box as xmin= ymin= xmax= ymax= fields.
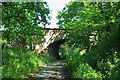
xmin=35 ymin=60 xmax=68 ymax=80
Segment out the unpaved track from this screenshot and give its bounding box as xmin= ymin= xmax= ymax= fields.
xmin=34 ymin=60 xmax=69 ymax=80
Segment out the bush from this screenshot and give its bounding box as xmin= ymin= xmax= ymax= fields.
xmin=61 ymin=26 xmax=120 ymax=79
xmin=83 ymin=27 xmax=120 ymax=80
xmin=73 ymin=63 xmax=102 ymax=79
xmin=64 ymin=46 xmax=120 ymax=80
xmin=64 ymin=50 xmax=102 ymax=79
xmin=2 ymin=47 xmax=54 ymax=78
xmin=65 ymin=49 xmax=83 ymax=76
xmin=97 ymin=51 xmax=120 ymax=80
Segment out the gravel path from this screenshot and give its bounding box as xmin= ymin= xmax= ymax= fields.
xmin=33 ymin=60 xmax=69 ymax=80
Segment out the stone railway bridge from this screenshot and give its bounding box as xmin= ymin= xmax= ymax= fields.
xmin=34 ymin=28 xmax=69 ymax=59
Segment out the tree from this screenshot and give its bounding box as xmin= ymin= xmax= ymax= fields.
xmin=2 ymin=2 xmax=51 ymax=50
xmin=57 ymin=2 xmax=120 ymax=51
xmin=57 ymin=2 xmax=120 ymax=79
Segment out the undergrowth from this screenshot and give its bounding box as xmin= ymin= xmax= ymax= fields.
xmin=2 ymin=47 xmax=55 ymax=78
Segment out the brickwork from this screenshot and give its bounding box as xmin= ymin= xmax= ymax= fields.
xmin=33 ymin=28 xmax=68 ymax=55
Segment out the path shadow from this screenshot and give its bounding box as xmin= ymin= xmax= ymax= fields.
xmin=30 ymin=60 xmax=69 ymax=80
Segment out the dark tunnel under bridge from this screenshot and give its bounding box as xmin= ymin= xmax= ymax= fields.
xmin=48 ymin=39 xmax=66 ymax=60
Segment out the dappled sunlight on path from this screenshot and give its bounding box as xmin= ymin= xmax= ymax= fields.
xmin=31 ymin=60 xmax=69 ymax=80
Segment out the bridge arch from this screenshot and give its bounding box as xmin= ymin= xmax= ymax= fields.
xmin=48 ymin=39 xmax=66 ymax=60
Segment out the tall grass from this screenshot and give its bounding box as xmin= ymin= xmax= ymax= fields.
xmin=2 ymin=47 xmax=55 ymax=78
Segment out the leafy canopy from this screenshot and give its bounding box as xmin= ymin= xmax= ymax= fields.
xmin=57 ymin=2 xmax=120 ymax=50
xmin=2 ymin=2 xmax=51 ymax=48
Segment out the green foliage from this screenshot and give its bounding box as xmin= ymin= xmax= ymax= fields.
xmin=2 ymin=47 xmax=54 ymax=78
xmin=58 ymin=2 xmax=120 ymax=79
xmin=0 ymin=67 xmax=2 ymax=80
xmin=64 ymin=48 xmax=102 ymax=79
xmin=97 ymin=51 xmax=120 ymax=79
xmin=63 ymin=26 xmax=120 ymax=79
xmin=57 ymin=2 xmax=120 ymax=50
xmin=73 ymin=63 xmax=102 ymax=79
xmin=64 ymin=46 xmax=120 ymax=79
xmin=2 ymin=2 xmax=52 ymax=78
xmin=2 ymin=2 xmax=51 ymax=49
xmin=65 ymin=51 xmax=82 ymax=75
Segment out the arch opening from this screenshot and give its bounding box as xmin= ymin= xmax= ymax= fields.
xmin=48 ymin=39 xmax=66 ymax=60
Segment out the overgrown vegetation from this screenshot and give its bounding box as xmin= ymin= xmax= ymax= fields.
xmin=1 ymin=1 xmax=120 ymax=79
xmin=1 ymin=2 xmax=54 ymax=78
xmin=2 ymin=2 xmax=50 ymax=50
xmin=58 ymin=2 xmax=120 ymax=80
xmin=2 ymin=47 xmax=55 ymax=78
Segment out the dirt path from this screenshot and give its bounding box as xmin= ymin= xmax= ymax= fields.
xmin=33 ymin=60 xmax=69 ymax=80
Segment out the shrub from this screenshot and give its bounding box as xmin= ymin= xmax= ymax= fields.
xmin=2 ymin=47 xmax=54 ymax=78
xmin=97 ymin=51 xmax=120 ymax=80
xmin=73 ymin=63 xmax=102 ymax=79
xmin=65 ymin=50 xmax=83 ymax=75
xmin=64 ymin=50 xmax=102 ymax=79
